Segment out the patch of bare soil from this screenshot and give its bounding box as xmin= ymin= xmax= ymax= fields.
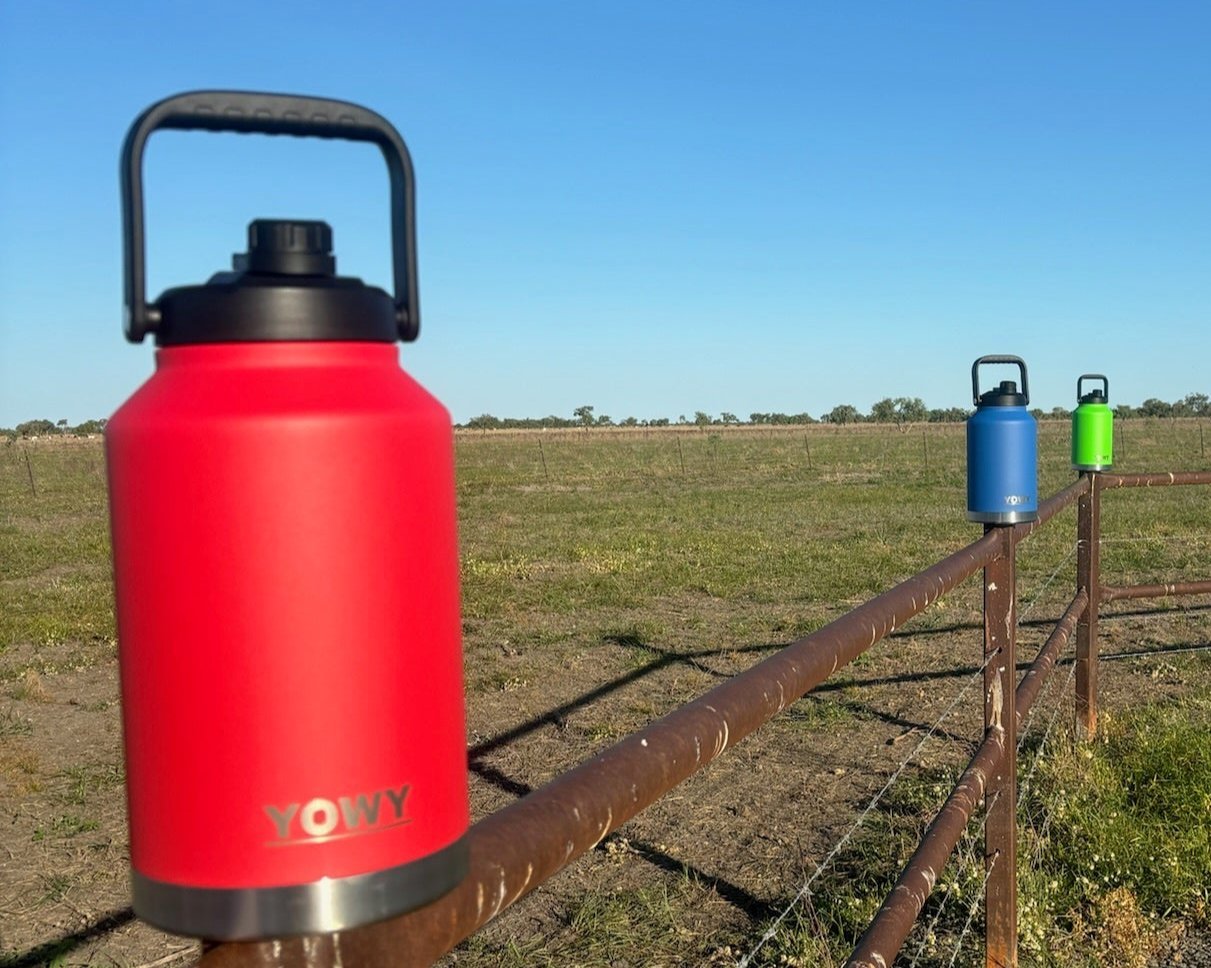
xmin=0 ymin=651 xmax=192 ymax=968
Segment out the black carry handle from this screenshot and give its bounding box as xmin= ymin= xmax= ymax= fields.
xmin=971 ymin=355 xmax=1029 ymax=405
xmin=121 ymin=90 xmax=419 ymax=343
xmin=1077 ymin=374 xmax=1109 ymax=402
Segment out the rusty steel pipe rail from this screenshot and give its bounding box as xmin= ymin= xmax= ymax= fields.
xmin=1010 ymin=475 xmax=1089 ymax=545
xmin=199 ymin=530 xmax=1006 ymax=968
xmin=1097 ymin=470 xmax=1211 ymax=489
xmin=1101 ymin=580 xmax=1211 ymax=602
xmin=846 ymin=589 xmax=1088 ymax=967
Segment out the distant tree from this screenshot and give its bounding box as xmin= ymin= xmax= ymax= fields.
xmin=595 ymin=414 xmax=613 ymax=426
xmin=694 ymin=411 xmax=712 ymax=427
xmin=573 ymin=405 xmax=595 ymax=426
xmin=1048 ymin=407 xmax=1069 ymax=420
xmin=869 ymin=398 xmax=896 ymax=423
xmin=749 ymin=412 xmax=767 ymax=425
xmin=893 ymin=397 xmax=927 ymax=428
xmin=15 ymin=419 xmax=56 ymax=437
xmin=72 ymin=419 xmax=107 ymax=436
xmin=621 ymin=416 xmax=638 ymax=427
xmin=1138 ymin=398 xmax=1172 ymax=418
xmin=1113 ymin=405 xmax=1135 ymax=420
xmin=56 ymin=419 xmax=68 ymax=433
xmin=1180 ymin=392 xmax=1209 ymax=416
xmin=719 ymin=412 xmax=739 ymax=425
xmin=466 ymin=413 xmax=502 ymax=430
xmin=1029 ymin=408 xmax=1045 ymax=420
xmin=822 ymin=404 xmax=861 ymax=425
xmin=928 ymin=407 xmax=968 ymax=423
xmin=651 ymin=417 xmax=670 ymax=427
xmin=677 ymin=414 xmax=688 ymax=424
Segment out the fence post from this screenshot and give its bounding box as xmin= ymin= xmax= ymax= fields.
xmin=1075 ymin=473 xmax=1101 ymax=739
xmin=983 ymin=525 xmax=1017 ymax=968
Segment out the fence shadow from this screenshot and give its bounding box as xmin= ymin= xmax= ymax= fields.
xmin=468 ymin=760 xmax=777 ymax=923
xmin=470 ymin=602 xmax=1211 ymax=764
xmin=465 ymin=604 xmax=1210 ymax=924
xmin=3 ymin=907 xmax=138 ymax=968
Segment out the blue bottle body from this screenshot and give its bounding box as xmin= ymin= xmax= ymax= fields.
xmin=967 ymin=405 xmax=1038 ymax=523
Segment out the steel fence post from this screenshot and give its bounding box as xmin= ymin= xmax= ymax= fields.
xmin=1076 ymin=472 xmax=1101 ymax=740
xmin=984 ymin=525 xmax=1017 ymax=968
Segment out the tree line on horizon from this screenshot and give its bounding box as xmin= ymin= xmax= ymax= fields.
xmin=4 ymin=392 xmax=1208 ymax=439
xmin=460 ymin=393 xmax=1211 ymax=431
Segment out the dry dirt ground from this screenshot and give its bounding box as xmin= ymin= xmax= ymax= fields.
xmin=3 ymin=591 xmax=1208 ymax=967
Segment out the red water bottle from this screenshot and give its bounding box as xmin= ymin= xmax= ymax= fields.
xmin=106 ymin=91 xmax=469 ymax=939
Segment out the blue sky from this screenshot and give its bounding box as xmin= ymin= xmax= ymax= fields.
xmin=1 ymin=1 xmax=1208 ymax=426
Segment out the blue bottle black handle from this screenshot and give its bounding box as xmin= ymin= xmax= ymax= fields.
xmin=121 ymin=90 xmax=420 ymax=344
xmin=971 ymin=355 xmax=1029 ymax=406
xmin=1077 ymin=374 xmax=1109 ymax=402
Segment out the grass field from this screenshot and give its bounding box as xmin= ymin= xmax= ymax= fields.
xmin=1 ymin=420 xmax=1209 ymax=967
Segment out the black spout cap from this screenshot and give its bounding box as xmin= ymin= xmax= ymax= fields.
xmin=977 ymin=380 xmax=1027 ymax=407
xmin=238 ymin=220 xmax=336 ymax=276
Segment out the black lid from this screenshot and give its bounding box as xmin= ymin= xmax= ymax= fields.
xmin=977 ymin=380 xmax=1027 ymax=408
xmin=1079 ymin=388 xmax=1107 ymax=404
xmin=153 ymin=220 xmax=397 ymax=346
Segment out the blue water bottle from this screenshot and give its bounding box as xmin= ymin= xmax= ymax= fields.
xmin=967 ymin=355 xmax=1038 ymax=524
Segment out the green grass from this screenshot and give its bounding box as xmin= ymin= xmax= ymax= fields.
xmin=0 ymin=439 xmax=115 ymax=677
xmin=460 ymin=872 xmax=735 ymax=967
xmin=0 ymin=708 xmax=33 ymax=735
xmin=1017 ymin=694 xmax=1211 ymax=965
xmin=748 ymin=692 xmax=1211 ymax=967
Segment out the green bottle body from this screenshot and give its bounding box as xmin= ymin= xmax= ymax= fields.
xmin=1072 ymin=402 xmax=1113 ymax=470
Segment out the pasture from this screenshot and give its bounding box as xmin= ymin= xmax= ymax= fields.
xmin=1 ymin=421 xmax=1208 ymax=967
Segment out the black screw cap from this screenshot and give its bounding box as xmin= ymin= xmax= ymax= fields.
xmin=241 ymin=219 xmax=336 ymax=276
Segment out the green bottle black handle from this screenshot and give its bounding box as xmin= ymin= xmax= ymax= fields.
xmin=121 ymin=90 xmax=419 ymax=344
xmin=1077 ymin=374 xmax=1109 ymax=402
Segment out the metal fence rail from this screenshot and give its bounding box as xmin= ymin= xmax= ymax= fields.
xmin=196 ymin=468 xmax=1210 ymax=968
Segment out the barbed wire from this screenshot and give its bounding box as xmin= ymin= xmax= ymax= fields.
xmin=905 ymin=790 xmax=1001 ymax=968
xmin=1099 ymin=534 xmax=1211 ymax=544
xmin=945 ymin=849 xmax=1001 ymax=968
xmin=1017 ymin=543 xmax=1077 ymax=627
xmin=736 ymin=650 xmax=998 ymax=968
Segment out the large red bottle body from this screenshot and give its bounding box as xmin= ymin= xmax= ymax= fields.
xmin=105 ymin=341 xmax=469 ymax=937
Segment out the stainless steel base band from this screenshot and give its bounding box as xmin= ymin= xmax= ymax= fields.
xmin=1073 ymin=463 xmax=1112 ymax=472
xmin=132 ymin=836 xmax=468 ymax=940
xmin=966 ymin=509 xmax=1039 ymax=524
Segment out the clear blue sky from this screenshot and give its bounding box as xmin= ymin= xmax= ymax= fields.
xmin=1 ymin=1 xmax=1208 ymax=427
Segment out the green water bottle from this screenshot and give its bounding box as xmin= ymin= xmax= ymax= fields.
xmin=1072 ymin=374 xmax=1113 ymax=471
